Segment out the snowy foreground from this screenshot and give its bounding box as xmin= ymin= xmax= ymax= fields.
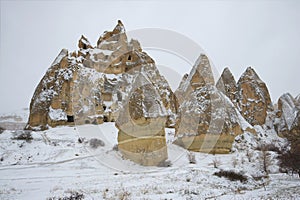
xmin=0 ymin=122 xmax=300 ymax=199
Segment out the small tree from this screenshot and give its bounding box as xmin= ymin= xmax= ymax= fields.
xmin=260 ymin=146 xmax=272 ymax=175
xmin=279 ymin=149 xmax=300 ymax=177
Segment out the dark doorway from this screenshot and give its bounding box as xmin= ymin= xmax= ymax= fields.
xmin=67 ymin=115 xmax=74 ymax=122
xmin=103 ymin=116 xmax=108 ymax=122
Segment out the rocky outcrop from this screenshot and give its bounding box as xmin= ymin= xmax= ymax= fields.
xmin=26 ymin=48 xmax=106 ymax=130
xmin=174 ymin=55 xmax=253 ymax=154
xmin=26 ymin=20 xmax=177 ymax=130
xmin=296 ymin=94 xmax=300 ymax=105
xmin=116 ymin=73 xmax=168 ymax=166
xmin=237 ymin=67 xmax=273 ymax=126
xmin=216 ymin=67 xmax=239 ymax=107
xmin=275 ymin=93 xmax=299 ymax=136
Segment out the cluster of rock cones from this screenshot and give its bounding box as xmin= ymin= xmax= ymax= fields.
xmin=25 ymin=21 xmax=300 ymax=166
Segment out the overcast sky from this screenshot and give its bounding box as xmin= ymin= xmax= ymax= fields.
xmin=1 ymin=0 xmax=299 ymax=113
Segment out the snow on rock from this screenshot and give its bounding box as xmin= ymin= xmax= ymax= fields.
xmin=274 ymin=93 xmax=300 ymax=138
xmin=115 ymin=72 xmax=169 ymax=166
xmin=216 ymin=67 xmax=239 ymax=107
xmin=50 ymin=49 xmax=68 ymax=67
xmin=48 ymin=107 xmax=67 ymax=121
xmin=26 ymin=20 xmax=177 ymax=130
xmin=237 ymin=67 xmax=273 ymax=126
xmin=174 ymin=55 xmax=255 ymax=154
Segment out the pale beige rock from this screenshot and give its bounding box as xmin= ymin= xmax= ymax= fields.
xmin=174 ymin=55 xmax=253 ymax=154
xmin=116 ymin=74 xmax=168 ymax=166
xmin=216 ymin=67 xmax=239 ymax=107
xmin=275 ymin=93 xmax=299 ymax=137
xmin=26 ymin=20 xmax=177 ymax=132
xmin=237 ymin=67 xmax=273 ymax=126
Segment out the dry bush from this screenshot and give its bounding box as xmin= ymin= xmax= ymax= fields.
xmin=212 ymin=158 xmax=221 ymax=168
xmin=214 ymin=170 xmax=247 ymax=182
xmin=47 ymin=191 xmax=84 ymax=200
xmin=157 ymin=160 xmax=172 ymax=167
xmin=279 ymin=149 xmax=300 ymax=177
xmin=260 ymin=148 xmax=272 ymax=175
xmin=187 ymin=152 xmax=196 ymax=164
xmin=112 ymin=144 xmax=118 ymax=151
xmin=246 ymin=149 xmax=253 ymax=162
xmin=12 ymin=131 xmax=33 ymax=141
xmin=232 ymin=157 xmax=238 ymax=168
xmin=89 ymin=138 xmax=105 ymax=148
xmin=0 ymin=127 xmax=4 ymax=134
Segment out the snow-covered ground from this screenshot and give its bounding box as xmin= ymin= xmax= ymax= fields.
xmin=0 ymin=120 xmax=299 ymax=199
xmin=0 ymin=108 xmax=29 ymax=130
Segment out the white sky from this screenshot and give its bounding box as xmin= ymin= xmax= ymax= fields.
xmin=0 ymin=0 xmax=300 ymax=113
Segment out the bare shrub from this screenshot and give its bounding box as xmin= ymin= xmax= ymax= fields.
xmin=187 ymin=152 xmax=196 ymax=164
xmin=260 ymin=147 xmax=272 ymax=175
xmin=232 ymin=157 xmax=238 ymax=168
xmin=89 ymin=138 xmax=105 ymax=148
xmin=279 ymin=149 xmax=300 ymax=177
xmin=112 ymin=144 xmax=118 ymax=151
xmin=118 ymin=190 xmax=131 ymax=200
xmin=246 ymin=149 xmax=253 ymax=162
xmin=278 ymin=129 xmax=300 ymax=177
xmin=47 ymin=191 xmax=84 ymax=200
xmin=212 ymin=158 xmax=221 ymax=168
xmin=12 ymin=131 xmax=33 ymax=141
xmin=157 ymin=160 xmax=172 ymax=167
xmin=0 ymin=127 xmax=4 ymax=134
xmin=214 ymin=170 xmax=247 ymax=182
xmin=78 ymin=137 xmax=84 ymax=143
xmin=256 ymin=143 xmax=281 ymax=153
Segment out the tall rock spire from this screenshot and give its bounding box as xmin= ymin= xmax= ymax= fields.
xmin=174 ymin=55 xmax=253 ymax=154
xmin=237 ymin=67 xmax=273 ymax=126
xmin=216 ymin=67 xmax=238 ymax=107
xmin=26 ymin=20 xmax=177 ymax=133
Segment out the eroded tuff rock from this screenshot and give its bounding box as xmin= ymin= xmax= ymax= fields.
xmin=175 ymin=55 xmax=214 ymax=105
xmin=26 ymin=20 xmax=177 ymax=130
xmin=237 ymin=67 xmax=273 ymax=126
xmin=116 ymin=73 xmax=168 ymax=166
xmin=275 ymin=93 xmax=300 ymax=136
xmin=174 ymin=55 xmax=253 ymax=154
xmin=216 ymin=67 xmax=239 ymax=107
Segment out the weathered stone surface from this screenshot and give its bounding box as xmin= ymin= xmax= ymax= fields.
xmin=296 ymin=94 xmax=300 ymax=106
xmin=26 ymin=20 xmax=177 ymax=130
xmin=116 ymin=74 xmax=168 ymax=166
xmin=26 ymin=49 xmax=106 ymax=130
xmin=175 ymin=54 xmax=214 ymax=105
xmin=275 ymin=93 xmax=299 ymax=136
xmin=216 ymin=67 xmax=239 ymax=107
xmin=237 ymin=67 xmax=273 ymax=126
xmin=174 ymin=55 xmax=253 ymax=154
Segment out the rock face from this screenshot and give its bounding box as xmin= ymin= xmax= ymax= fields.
xmin=237 ymin=67 xmax=273 ymax=126
xmin=174 ymin=55 xmax=253 ymax=154
xmin=216 ymin=67 xmax=239 ymax=107
xmin=275 ymin=93 xmax=299 ymax=136
xmin=116 ymin=73 xmax=168 ymax=166
xmin=26 ymin=20 xmax=177 ymax=130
